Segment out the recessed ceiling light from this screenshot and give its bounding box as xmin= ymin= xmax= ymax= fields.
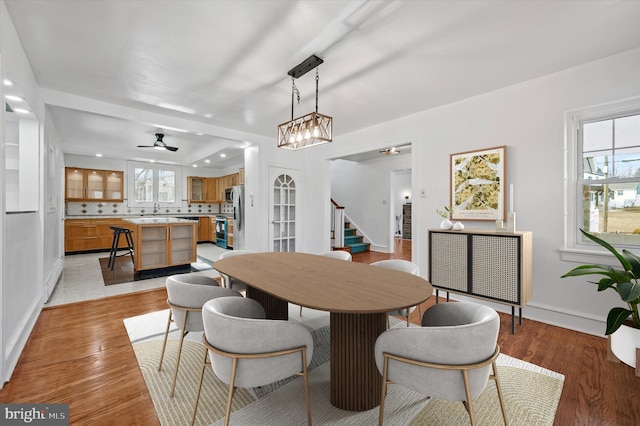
xmin=203 ymin=113 xmax=214 ymax=118
xmin=3 ymin=79 xmax=14 ymax=86
xmin=192 ymin=164 xmax=198 ymax=167
xmin=96 ymin=153 xmax=102 ymax=157
xmin=14 ymin=108 xmax=30 ymax=114
xmin=220 ymin=153 xmax=226 ymax=158
xmin=150 ymin=159 xmax=155 ymax=163
xmin=205 ymin=159 xmax=210 ymax=163
xmin=196 ymin=132 xmax=204 ymax=136
xmin=5 ymin=95 xmax=23 ymax=101
xmin=379 ymin=147 xmax=400 ymax=155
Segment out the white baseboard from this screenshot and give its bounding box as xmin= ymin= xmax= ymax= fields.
xmin=441 ymin=293 xmax=607 ymax=338
xmin=2 ymin=298 xmax=41 ymax=384
xmin=44 ymin=257 xmax=64 ymax=302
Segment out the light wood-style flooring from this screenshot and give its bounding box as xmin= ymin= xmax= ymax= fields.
xmin=1 ymin=239 xmax=639 ymax=425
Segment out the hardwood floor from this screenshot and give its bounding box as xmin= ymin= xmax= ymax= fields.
xmin=1 ymin=238 xmax=639 ymax=425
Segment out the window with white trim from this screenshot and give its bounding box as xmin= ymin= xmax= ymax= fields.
xmin=565 ymin=97 xmax=640 ymax=256
xmin=127 ymin=161 xmax=181 ymax=207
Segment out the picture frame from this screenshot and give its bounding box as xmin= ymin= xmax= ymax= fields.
xmin=450 ymin=145 xmax=506 ymax=221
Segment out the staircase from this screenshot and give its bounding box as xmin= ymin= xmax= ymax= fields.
xmin=340 ymin=222 xmax=370 ymax=254
xmin=331 ymin=199 xmax=370 ymax=254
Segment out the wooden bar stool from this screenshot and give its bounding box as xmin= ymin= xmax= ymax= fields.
xmin=108 ymin=226 xmax=134 ymax=270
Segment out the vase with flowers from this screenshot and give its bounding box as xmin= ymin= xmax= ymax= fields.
xmin=436 ymin=206 xmax=454 ymax=230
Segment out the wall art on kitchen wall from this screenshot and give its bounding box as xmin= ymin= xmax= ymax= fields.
xmin=450 ymin=145 xmax=506 ymax=221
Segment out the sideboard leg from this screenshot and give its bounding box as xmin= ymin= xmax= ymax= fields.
xmin=435 ymin=289 xmax=439 ymax=304
xmin=511 ymin=306 xmax=515 ymax=334
xmin=519 ymin=307 xmax=523 ymax=325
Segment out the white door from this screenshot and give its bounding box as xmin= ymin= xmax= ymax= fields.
xmin=269 ymin=169 xmax=298 ymax=252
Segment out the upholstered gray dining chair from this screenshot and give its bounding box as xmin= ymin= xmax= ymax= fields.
xmin=158 ymin=273 xmax=242 ymax=397
xmin=217 ymin=249 xmax=257 ymax=291
xmin=192 ymin=296 xmax=314 ymax=426
xmin=370 ymin=259 xmax=421 ymax=326
xmin=374 ymin=302 xmax=508 ymax=426
xmin=299 ymin=250 xmax=352 ymax=316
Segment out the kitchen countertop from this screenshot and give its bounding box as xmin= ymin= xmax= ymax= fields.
xmin=64 ymin=214 xmax=219 ymax=219
xmin=123 ymin=217 xmax=197 ymax=225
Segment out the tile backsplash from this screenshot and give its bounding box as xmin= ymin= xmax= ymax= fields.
xmin=65 ymin=201 xmax=229 ymax=216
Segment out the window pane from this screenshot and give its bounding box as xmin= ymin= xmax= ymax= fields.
xmin=613 ymin=147 xmax=640 ymax=179
xmin=581 ymin=182 xmax=640 ymax=245
xmin=583 ymin=120 xmax=612 ymax=152
xmin=583 ymin=150 xmax=611 ymax=180
xmin=158 ymin=169 xmax=175 ymax=203
xmin=134 ymin=167 xmax=153 ymax=202
xmin=615 ymin=114 xmax=640 ymax=149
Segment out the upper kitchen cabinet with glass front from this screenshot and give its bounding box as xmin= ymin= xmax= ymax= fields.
xmin=65 ymin=167 xmax=124 ymax=202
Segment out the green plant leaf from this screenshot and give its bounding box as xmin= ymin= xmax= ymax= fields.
xmin=579 ymin=229 xmax=633 ymax=271
xmin=597 ymin=277 xmax=616 ymax=291
xmin=618 ymin=281 xmax=640 ymax=303
xmin=606 ymin=307 xmax=633 ymax=335
xmin=622 ymin=249 xmax=640 ymax=279
xmin=561 ymin=264 xmax=616 ymax=277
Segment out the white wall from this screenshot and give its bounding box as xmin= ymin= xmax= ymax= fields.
xmin=1 ymin=0 xmax=45 ymax=385
xmin=305 ymin=48 xmax=640 ymax=337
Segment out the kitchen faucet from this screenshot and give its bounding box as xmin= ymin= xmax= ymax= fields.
xmin=153 ymin=202 xmax=159 ymax=215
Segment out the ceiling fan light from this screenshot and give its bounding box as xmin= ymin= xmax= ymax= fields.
xmin=154 ymin=145 xmax=166 ymax=151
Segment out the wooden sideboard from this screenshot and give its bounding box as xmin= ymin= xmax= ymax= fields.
xmin=428 ymin=229 xmax=532 ymax=333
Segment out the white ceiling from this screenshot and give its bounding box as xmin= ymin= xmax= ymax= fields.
xmin=5 ymin=0 xmax=640 ymax=168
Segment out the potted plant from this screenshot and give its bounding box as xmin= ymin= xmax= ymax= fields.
xmin=436 ymin=206 xmax=453 ymax=230
xmin=561 ymin=229 xmax=640 ymax=373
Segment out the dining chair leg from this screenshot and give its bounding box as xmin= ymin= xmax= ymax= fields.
xmin=224 ymin=358 xmax=239 ymax=426
xmin=170 ymin=317 xmax=188 ymax=397
xmin=299 ymin=305 xmax=303 ymax=316
xmin=462 ymin=370 xmax=477 ymax=426
xmin=190 ymin=347 xmax=209 ymax=426
xmin=492 ymin=361 xmax=509 ymax=425
xmin=417 ymin=304 xmax=422 ymax=323
xmin=158 ymin=309 xmax=172 ymax=371
xmin=379 ymin=356 xmax=390 ymax=426
xmin=301 ymin=349 xmax=312 ymax=426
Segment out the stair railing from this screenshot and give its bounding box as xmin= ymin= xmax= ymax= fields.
xmin=331 ymin=199 xmax=345 ymax=249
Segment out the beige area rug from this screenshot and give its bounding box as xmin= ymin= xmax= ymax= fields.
xmin=125 ymin=307 xmax=564 ymax=426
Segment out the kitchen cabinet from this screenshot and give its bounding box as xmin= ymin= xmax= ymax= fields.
xmin=188 ymin=171 xmax=241 ymax=204
xmin=238 ymin=168 xmax=245 ymax=185
xmin=198 ymin=216 xmax=211 ymax=242
xmin=227 ymin=218 xmax=234 ymax=248
xmin=125 ymin=218 xmax=197 ymax=271
xmin=188 ymin=176 xmax=221 ymax=203
xmin=64 ymin=218 xmax=134 ymax=253
xmin=428 ymin=229 xmax=532 ymax=333
xmin=65 ymin=167 xmax=124 ymax=202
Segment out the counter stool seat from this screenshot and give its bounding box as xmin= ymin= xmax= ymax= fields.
xmin=108 ymin=226 xmax=134 ymax=270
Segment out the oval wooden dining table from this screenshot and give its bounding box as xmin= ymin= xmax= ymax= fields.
xmin=214 ymin=252 xmax=433 ymax=411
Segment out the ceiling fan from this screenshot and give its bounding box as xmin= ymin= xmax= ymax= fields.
xmin=137 ymin=133 xmax=178 ymax=152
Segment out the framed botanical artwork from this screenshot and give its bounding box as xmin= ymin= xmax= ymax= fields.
xmin=450 ymin=145 xmax=506 ymax=221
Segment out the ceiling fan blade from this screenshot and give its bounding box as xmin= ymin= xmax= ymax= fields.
xmin=136 ymin=145 xmax=155 ymax=148
xmin=165 ymin=146 xmax=179 ymax=152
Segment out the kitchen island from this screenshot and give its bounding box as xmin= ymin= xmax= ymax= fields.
xmin=123 ymin=217 xmax=197 ymax=272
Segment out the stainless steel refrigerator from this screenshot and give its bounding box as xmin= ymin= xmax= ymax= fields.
xmin=232 ymin=185 xmax=245 ymax=250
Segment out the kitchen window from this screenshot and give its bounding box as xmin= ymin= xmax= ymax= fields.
xmin=563 ymin=97 xmax=640 ymax=263
xmin=127 ymin=161 xmax=181 ymax=208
